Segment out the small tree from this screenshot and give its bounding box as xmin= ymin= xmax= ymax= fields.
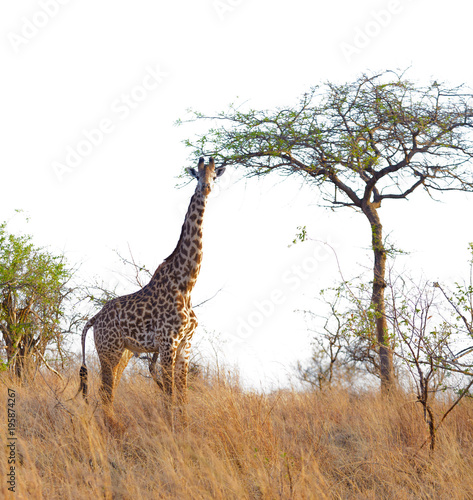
xmin=296 ymin=297 xmax=347 ymax=390
xmin=298 ymin=259 xmax=473 ymax=452
xmin=184 ymin=70 xmax=473 ymax=391
xmin=296 ymin=281 xmax=378 ymax=390
xmin=0 ymin=221 xmax=73 ymax=379
xmin=296 ymin=275 xmax=394 ymax=390
xmin=388 ymin=268 xmax=473 ymax=452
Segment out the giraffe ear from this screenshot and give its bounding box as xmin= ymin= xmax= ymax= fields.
xmin=186 ymin=167 xmax=199 ymax=179
xmin=215 ymin=166 xmax=226 ymax=177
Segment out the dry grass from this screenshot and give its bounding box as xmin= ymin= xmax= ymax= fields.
xmin=1 ymin=363 xmax=473 ymax=499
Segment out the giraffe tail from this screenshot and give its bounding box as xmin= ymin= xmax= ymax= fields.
xmin=78 ymin=315 xmax=97 ymax=401
xmin=79 ymin=365 xmax=88 ymax=400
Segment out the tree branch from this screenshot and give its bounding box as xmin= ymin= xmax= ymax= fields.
xmin=379 ymin=175 xmax=426 ymax=201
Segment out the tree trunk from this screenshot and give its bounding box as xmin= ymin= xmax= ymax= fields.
xmin=362 ymin=201 xmax=395 ymax=392
xmin=2 ymin=325 xmax=35 ymax=381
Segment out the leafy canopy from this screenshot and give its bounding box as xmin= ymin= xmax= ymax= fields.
xmin=184 ymin=70 xmax=473 ymax=209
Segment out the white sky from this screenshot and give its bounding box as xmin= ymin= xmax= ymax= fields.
xmin=1 ymin=0 xmax=472 ymax=389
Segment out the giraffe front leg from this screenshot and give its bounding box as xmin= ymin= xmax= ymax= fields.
xmin=159 ymin=345 xmax=177 ymax=427
xmin=160 ymin=345 xmax=176 ymax=399
xmin=175 ymin=339 xmax=192 ymax=405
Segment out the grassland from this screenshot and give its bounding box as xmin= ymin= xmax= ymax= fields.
xmin=1 ymin=363 xmax=472 ymax=499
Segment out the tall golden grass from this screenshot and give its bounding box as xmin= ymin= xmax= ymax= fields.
xmin=1 ymin=362 xmax=472 ymax=499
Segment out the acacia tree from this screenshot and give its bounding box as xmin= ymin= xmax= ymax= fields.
xmin=184 ymin=70 xmax=473 ymax=391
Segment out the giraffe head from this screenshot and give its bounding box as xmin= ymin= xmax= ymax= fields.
xmin=187 ymin=157 xmax=226 ymax=196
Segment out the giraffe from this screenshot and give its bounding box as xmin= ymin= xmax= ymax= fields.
xmin=79 ymin=157 xmax=226 ymax=412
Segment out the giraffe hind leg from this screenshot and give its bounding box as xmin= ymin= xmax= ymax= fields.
xmin=98 ymin=351 xmax=126 ymax=410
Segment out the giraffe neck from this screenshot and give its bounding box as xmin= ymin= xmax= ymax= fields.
xmin=163 ymin=188 xmax=207 ymax=292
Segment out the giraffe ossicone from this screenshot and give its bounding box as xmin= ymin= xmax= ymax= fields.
xmin=79 ymin=157 xmax=226 ymax=412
